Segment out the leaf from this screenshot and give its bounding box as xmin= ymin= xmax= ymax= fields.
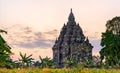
xmin=0 ymin=29 xmax=7 ymax=34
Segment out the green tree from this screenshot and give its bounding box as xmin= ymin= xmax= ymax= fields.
xmin=100 ymin=17 xmax=120 ymax=67
xmin=0 ymin=29 xmax=12 ymax=67
xmin=19 ymin=52 xmax=34 ymax=68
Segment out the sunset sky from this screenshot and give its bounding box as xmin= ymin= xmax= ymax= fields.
xmin=0 ymin=0 xmax=120 ymax=61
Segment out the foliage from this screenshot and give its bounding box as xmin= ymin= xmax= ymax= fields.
xmin=19 ymin=52 xmax=34 ymax=68
xmin=0 ymin=68 xmax=120 ymax=73
xmin=33 ymin=61 xmax=41 ymax=68
xmin=100 ymin=17 xmax=120 ymax=68
xmin=84 ymin=60 xmax=96 ymax=68
xmin=63 ymin=56 xmax=78 ymax=68
xmin=39 ymin=56 xmax=54 ymax=68
xmin=92 ymin=56 xmax=101 ymax=67
xmin=0 ymin=29 xmax=12 ymax=68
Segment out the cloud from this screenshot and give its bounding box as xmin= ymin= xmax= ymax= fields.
xmin=83 ymin=30 xmax=102 ymax=56
xmin=89 ymin=39 xmax=102 ymax=56
xmin=83 ymin=30 xmax=102 ymax=40
xmin=16 ymin=37 xmax=55 ymax=49
xmin=44 ymin=29 xmax=58 ymax=36
xmin=0 ymin=24 xmax=57 ymax=49
xmin=23 ymin=26 xmax=33 ymax=34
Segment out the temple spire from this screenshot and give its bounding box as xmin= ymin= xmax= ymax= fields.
xmin=68 ymin=8 xmax=75 ymax=22
xmin=71 ymin=8 xmax=72 ymax=13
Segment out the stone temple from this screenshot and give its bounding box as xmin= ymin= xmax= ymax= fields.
xmin=52 ymin=9 xmax=93 ymax=67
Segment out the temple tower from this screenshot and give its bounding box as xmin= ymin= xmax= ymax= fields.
xmin=52 ymin=9 xmax=93 ymax=67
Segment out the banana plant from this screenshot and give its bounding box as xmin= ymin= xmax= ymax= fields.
xmin=19 ymin=52 xmax=34 ymax=68
xmin=39 ymin=56 xmax=54 ymax=68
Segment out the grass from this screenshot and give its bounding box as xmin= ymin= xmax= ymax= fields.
xmin=0 ymin=68 xmax=120 ymax=73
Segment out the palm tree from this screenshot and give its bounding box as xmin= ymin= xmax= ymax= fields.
xmin=19 ymin=52 xmax=34 ymax=68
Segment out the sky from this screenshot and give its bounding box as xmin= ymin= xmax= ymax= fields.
xmin=0 ymin=0 xmax=120 ymax=61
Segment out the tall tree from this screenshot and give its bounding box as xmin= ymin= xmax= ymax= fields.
xmin=0 ymin=29 xmax=12 ymax=67
xmin=100 ymin=17 xmax=120 ymax=67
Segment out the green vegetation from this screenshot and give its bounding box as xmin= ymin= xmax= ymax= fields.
xmin=19 ymin=52 xmax=34 ymax=68
xmin=39 ymin=56 xmax=54 ymax=68
xmin=0 ymin=68 xmax=120 ymax=73
xmin=100 ymin=17 xmax=120 ymax=68
xmin=63 ymin=56 xmax=78 ymax=68
xmin=0 ymin=29 xmax=12 ymax=68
